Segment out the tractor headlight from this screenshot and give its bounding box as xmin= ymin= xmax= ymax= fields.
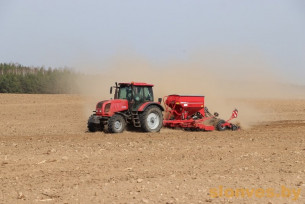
xmin=104 ymin=103 xmax=111 ymax=113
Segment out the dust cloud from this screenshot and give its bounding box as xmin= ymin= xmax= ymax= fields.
xmin=75 ymin=52 xmax=305 ymax=128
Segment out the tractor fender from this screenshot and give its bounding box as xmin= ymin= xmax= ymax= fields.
xmin=138 ymin=102 xmax=164 ymax=112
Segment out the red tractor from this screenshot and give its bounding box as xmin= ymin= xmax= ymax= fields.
xmin=88 ymin=82 xmax=164 ymax=133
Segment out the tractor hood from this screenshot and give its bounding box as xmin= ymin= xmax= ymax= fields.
xmin=95 ymin=99 xmax=129 ymax=117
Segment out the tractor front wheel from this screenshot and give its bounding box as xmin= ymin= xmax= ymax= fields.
xmin=108 ymin=114 xmax=126 ymax=133
xmin=140 ymin=106 xmax=163 ymax=132
xmin=88 ymin=122 xmax=97 ymax=132
xmin=88 ymin=122 xmax=104 ymax=132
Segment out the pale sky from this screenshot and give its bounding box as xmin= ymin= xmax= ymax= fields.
xmin=0 ymin=0 xmax=304 ymax=84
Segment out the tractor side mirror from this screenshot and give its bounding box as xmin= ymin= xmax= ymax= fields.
xmin=214 ymin=112 xmax=219 ymax=117
xmin=110 ymin=87 xmax=113 ymax=94
xmin=158 ymin=98 xmax=162 ymax=103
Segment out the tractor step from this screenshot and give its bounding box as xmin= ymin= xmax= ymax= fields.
xmin=131 ymin=111 xmax=141 ymax=127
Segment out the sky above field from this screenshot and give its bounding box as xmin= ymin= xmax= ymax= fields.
xmin=0 ymin=0 xmax=304 ymax=84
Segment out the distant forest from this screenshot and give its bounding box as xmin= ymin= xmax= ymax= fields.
xmin=0 ymin=63 xmax=80 ymax=94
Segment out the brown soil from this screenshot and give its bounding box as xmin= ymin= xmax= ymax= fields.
xmin=0 ymin=94 xmax=305 ymax=203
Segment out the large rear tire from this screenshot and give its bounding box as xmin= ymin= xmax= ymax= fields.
xmin=108 ymin=114 xmax=126 ymax=133
xmin=140 ymin=106 xmax=163 ymax=132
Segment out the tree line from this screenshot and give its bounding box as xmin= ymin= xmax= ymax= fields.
xmin=0 ymin=63 xmax=80 ymax=94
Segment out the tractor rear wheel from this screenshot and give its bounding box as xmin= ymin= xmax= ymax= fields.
xmin=108 ymin=114 xmax=126 ymax=133
xmin=140 ymin=106 xmax=163 ymax=132
xmin=216 ymin=120 xmax=227 ymax=131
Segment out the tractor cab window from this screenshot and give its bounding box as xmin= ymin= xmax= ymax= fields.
xmin=117 ymin=85 xmax=153 ymax=103
xmin=133 ymin=86 xmax=144 ymax=103
xmin=144 ymin=87 xmax=153 ymax=101
xmin=118 ymin=86 xmax=132 ymax=100
xmin=133 ymin=86 xmax=153 ymax=102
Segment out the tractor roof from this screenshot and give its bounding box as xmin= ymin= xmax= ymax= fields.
xmin=119 ymin=82 xmax=154 ymax=87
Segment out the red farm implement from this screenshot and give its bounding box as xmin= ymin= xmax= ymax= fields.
xmin=163 ymin=95 xmax=239 ymax=131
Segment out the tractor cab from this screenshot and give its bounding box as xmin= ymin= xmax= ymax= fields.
xmin=111 ymin=82 xmax=154 ymax=111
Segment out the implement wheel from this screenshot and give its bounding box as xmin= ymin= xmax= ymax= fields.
xmin=216 ymin=120 xmax=227 ymax=131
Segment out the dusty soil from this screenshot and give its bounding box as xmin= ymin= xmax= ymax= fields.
xmin=0 ymin=94 xmax=305 ymax=203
